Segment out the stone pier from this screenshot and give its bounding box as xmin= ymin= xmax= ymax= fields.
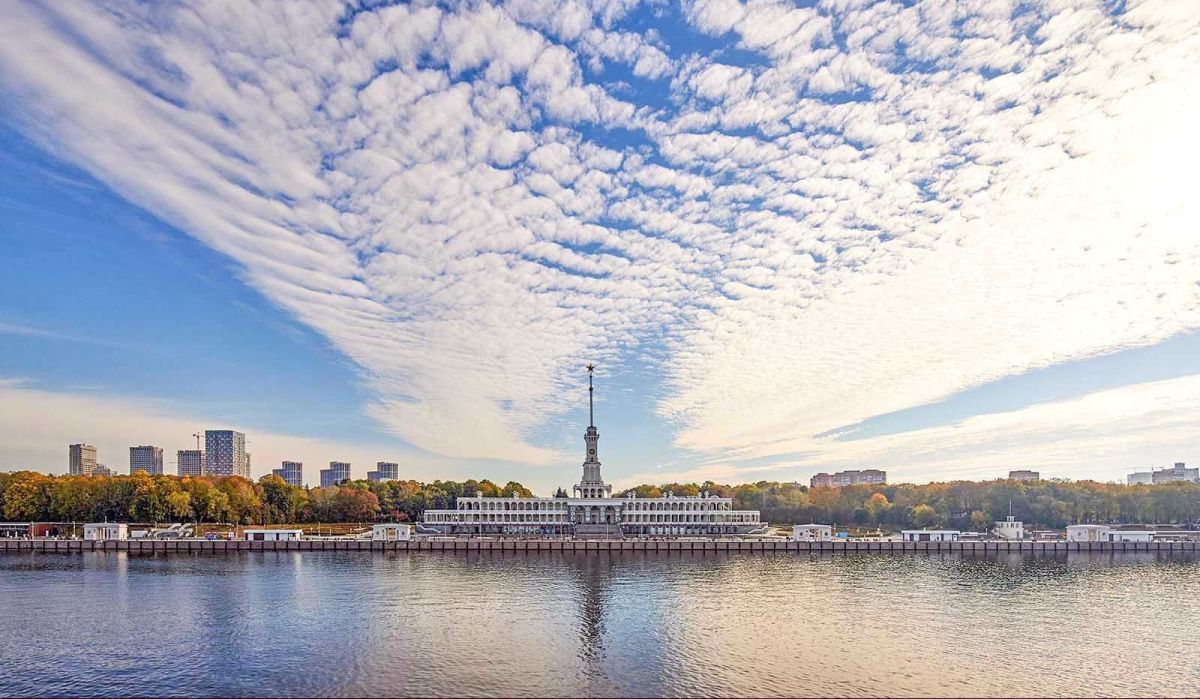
xmin=1 ymin=539 xmax=1196 ymax=554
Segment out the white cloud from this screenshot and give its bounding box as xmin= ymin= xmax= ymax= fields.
xmin=1 ymin=0 xmax=1198 ymax=485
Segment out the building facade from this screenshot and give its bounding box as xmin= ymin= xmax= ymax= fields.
xmin=1127 ymin=471 xmax=1153 ymax=485
xmin=204 ymin=430 xmax=249 ymax=478
xmin=792 ymin=524 xmax=834 ymax=541
xmin=993 ymin=515 xmax=1024 ymax=540
xmin=901 ymin=530 xmax=960 ymax=542
xmin=272 ymin=461 xmax=304 ymax=487
xmin=1151 ymin=463 xmax=1198 ymax=484
xmin=423 ymin=366 xmax=767 ymax=537
xmin=1007 ymin=470 xmax=1040 ymax=482
xmin=810 ymin=469 xmax=887 ymax=488
xmin=69 ymin=443 xmax=97 ymax=476
xmin=1066 ymin=524 xmax=1110 ymax=542
xmin=320 ymin=461 xmax=351 ymax=488
xmin=129 ymin=445 xmax=164 ymax=475
xmin=83 ymin=523 xmax=127 ymax=541
xmin=367 ymin=462 xmax=398 ymax=482
xmin=92 ymin=464 xmax=115 ymax=477
xmin=242 ymin=529 xmax=303 ymax=541
xmin=178 ymin=449 xmax=204 ymax=477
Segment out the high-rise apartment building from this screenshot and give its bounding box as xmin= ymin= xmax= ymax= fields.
xmin=272 ymin=461 xmax=303 ymax=487
xmin=810 ymin=469 xmax=887 ymax=488
xmin=69 ymin=443 xmax=97 ymax=476
xmin=367 ymin=462 xmax=398 ymax=482
xmin=177 ymin=449 xmax=204 ymax=477
xmin=204 ymin=430 xmax=249 ymax=478
xmin=809 ymin=472 xmax=834 ymax=488
xmin=129 ymin=445 xmax=164 ymax=475
xmin=320 ymin=461 xmax=351 ymax=488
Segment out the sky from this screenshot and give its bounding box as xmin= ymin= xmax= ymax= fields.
xmin=0 ymin=0 xmax=1198 ymax=493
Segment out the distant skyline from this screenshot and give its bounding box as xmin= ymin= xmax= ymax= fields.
xmin=1 ymin=1 xmax=1198 ymax=494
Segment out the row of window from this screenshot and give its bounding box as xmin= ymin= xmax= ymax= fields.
xmin=425 ymin=512 xmax=760 ymax=524
xmin=453 ymin=499 xmax=737 ymax=512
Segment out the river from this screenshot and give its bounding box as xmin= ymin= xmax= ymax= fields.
xmin=1 ymin=551 xmax=1197 ymax=697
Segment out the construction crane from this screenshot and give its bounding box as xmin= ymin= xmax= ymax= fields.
xmin=192 ymin=432 xmax=203 ymax=450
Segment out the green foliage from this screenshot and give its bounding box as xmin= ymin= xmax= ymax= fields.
xmin=3 ymin=471 xmax=1199 ymax=530
xmin=0 ymin=472 xmax=531 ymax=525
xmin=627 ymin=478 xmax=1200 ymax=530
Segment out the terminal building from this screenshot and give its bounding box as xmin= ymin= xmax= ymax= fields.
xmin=422 ymin=366 xmax=766 ymax=538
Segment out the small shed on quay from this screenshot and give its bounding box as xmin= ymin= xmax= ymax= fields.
xmin=901 ymin=529 xmax=960 ymax=542
xmin=83 ymin=523 xmax=128 ymax=541
xmin=792 ymin=524 xmax=834 ymax=542
xmin=1066 ymin=524 xmax=1110 ymax=542
xmin=242 ymin=529 xmax=303 ymax=541
xmin=372 ymin=524 xmax=413 ymax=541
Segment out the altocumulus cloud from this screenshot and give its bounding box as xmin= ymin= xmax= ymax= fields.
xmin=1 ymin=0 xmax=1198 ymax=475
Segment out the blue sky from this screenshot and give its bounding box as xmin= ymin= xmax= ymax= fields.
xmin=0 ymin=0 xmax=1198 ymax=491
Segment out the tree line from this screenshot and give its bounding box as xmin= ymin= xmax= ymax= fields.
xmin=1 ymin=470 xmax=1198 ymax=530
xmin=0 ymin=471 xmax=532 ymax=525
xmin=622 ymin=479 xmax=1200 ymax=530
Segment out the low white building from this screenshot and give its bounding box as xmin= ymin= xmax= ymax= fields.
xmin=792 ymin=524 xmax=833 ymax=542
xmin=83 ymin=523 xmax=128 ymax=541
xmin=242 ymin=528 xmax=303 ymax=541
xmin=994 ymin=515 xmax=1024 ymax=540
xmin=901 ymin=529 xmax=960 ymax=542
xmin=372 ymin=524 xmax=412 ymax=541
xmin=1107 ymin=530 xmax=1155 ymax=543
xmin=1066 ymin=524 xmax=1111 ymax=542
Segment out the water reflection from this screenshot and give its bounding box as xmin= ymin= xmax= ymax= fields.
xmin=572 ymin=554 xmax=611 ymax=681
xmin=1 ymin=551 xmax=1198 ymax=697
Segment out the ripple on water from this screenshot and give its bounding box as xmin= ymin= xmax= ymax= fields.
xmin=1 ymin=551 xmax=1199 ymax=697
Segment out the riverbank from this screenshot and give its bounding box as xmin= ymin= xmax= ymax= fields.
xmin=4 ymin=538 xmax=1199 ymax=554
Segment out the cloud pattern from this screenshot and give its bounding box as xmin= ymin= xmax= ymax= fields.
xmin=1 ymin=0 xmax=1198 ymax=474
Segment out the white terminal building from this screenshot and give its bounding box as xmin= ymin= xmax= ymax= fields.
xmin=422 ymin=366 xmax=767 ymax=537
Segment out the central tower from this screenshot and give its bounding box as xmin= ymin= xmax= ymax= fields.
xmin=574 ymin=363 xmax=612 ymax=499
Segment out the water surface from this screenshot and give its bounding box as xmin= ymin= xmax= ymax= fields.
xmin=1 ymin=551 xmax=1197 ymax=697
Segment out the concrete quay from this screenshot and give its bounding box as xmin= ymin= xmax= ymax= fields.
xmin=2 ymin=538 xmax=1199 ymax=554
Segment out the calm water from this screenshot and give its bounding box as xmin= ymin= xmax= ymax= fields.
xmin=1 ymin=551 xmax=1199 ymax=697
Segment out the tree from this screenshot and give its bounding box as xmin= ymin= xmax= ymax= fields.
xmin=909 ymin=503 xmax=938 ymax=528
xmin=332 ymin=486 xmax=380 ymax=522
xmin=167 ymin=491 xmax=192 ymax=521
xmin=2 ymin=472 xmax=50 ymax=521
xmin=970 ymin=509 xmax=991 ymax=531
xmin=259 ymin=474 xmax=300 ymax=524
xmin=501 ymin=481 xmax=533 ymax=498
xmin=204 ymin=490 xmax=230 ymax=523
xmin=129 ymin=472 xmax=167 ymax=523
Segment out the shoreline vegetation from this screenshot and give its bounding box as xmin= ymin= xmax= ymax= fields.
xmin=0 ymin=471 xmax=1198 ymax=530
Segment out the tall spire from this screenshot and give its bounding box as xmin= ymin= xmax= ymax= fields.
xmin=576 ymin=362 xmax=608 ymax=498
xmin=586 ymin=363 xmax=595 ymax=427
